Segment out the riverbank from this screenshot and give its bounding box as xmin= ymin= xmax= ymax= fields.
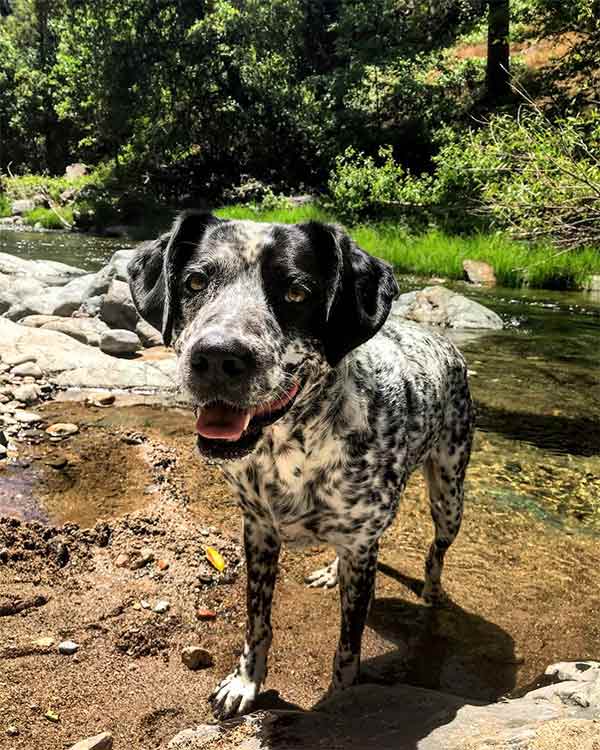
xmin=2 ymin=174 xmax=600 ymax=291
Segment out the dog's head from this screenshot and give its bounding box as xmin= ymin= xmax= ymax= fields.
xmin=128 ymin=211 xmax=398 ymax=460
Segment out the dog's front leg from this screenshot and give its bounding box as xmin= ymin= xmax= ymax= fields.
xmin=210 ymin=516 xmax=280 ymax=720
xmin=331 ymin=543 xmax=379 ymax=691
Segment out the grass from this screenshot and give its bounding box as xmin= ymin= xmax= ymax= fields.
xmin=0 ymin=194 xmax=10 ymax=218
xmin=23 ymin=206 xmax=74 ymax=230
xmin=217 ymin=203 xmax=600 ymax=289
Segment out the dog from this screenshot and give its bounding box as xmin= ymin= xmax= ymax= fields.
xmin=128 ymin=211 xmax=474 ymax=720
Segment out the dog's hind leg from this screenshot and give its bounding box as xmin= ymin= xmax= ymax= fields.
xmin=422 ymin=432 xmax=471 ymax=606
xmin=305 ymin=557 xmax=339 ymax=589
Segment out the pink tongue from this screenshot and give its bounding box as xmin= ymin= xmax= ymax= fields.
xmin=196 ymin=404 xmax=252 ymax=441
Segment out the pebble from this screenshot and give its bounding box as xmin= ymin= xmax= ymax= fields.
xmin=46 ymin=422 xmax=79 ymax=438
xmin=130 ymin=548 xmax=154 ymax=569
xmin=67 ymin=731 xmax=113 ymax=750
xmin=44 ymin=454 xmax=69 ymax=469
xmin=14 ymin=409 xmax=42 ymax=424
xmin=196 ymin=608 xmax=217 ymax=621
xmin=157 ymin=559 xmax=169 ymax=571
xmin=58 ymin=640 xmax=79 ymax=655
xmin=140 ymin=599 xmax=150 ymax=609
xmin=181 ymin=646 xmax=213 ymax=671
xmin=115 ymin=553 xmax=129 ymax=568
xmin=12 ymin=383 xmax=41 ymax=404
xmin=153 ymin=600 xmax=170 ymax=614
xmin=10 ymin=361 xmax=43 ymax=378
xmin=6 ymin=725 xmax=19 ymax=737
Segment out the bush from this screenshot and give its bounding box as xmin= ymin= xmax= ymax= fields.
xmin=0 ymin=193 xmax=10 ymax=218
xmin=430 ymin=108 xmax=600 ymax=247
xmin=327 ymin=146 xmax=435 ymax=224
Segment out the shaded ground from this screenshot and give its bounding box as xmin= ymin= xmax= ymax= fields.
xmin=1 ymin=399 xmax=599 ymax=749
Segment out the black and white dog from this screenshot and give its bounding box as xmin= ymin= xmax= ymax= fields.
xmin=128 ymin=211 xmax=474 ymax=720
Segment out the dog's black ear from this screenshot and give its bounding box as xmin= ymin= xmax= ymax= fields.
xmin=127 ymin=211 xmax=219 ymax=346
xmin=305 ymin=222 xmax=399 ymax=366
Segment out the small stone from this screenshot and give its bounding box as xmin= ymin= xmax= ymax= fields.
xmin=58 ymin=640 xmax=79 ymax=655
xmin=153 ymin=600 xmax=170 ymax=614
xmin=181 ymin=646 xmax=213 ymax=670
xmin=140 ymin=599 xmax=150 ymax=609
xmin=10 ymin=361 xmax=43 ymax=378
xmin=132 ymin=602 xmax=142 ymax=610
xmin=115 ymin=553 xmax=129 ymax=568
xmin=67 ymin=731 xmax=113 ymax=750
xmin=44 ymin=709 xmax=60 ymax=722
xmin=157 ymin=559 xmax=169 ymax=571
xmin=35 ymin=636 xmax=55 ymax=648
xmin=46 ymin=423 xmax=79 ymax=438
xmin=196 ymin=608 xmax=217 ymax=621
xmin=130 ymin=548 xmax=154 ymax=569
xmin=14 ymin=409 xmax=43 ymax=424
xmin=12 ymin=384 xmax=41 ymax=404
xmin=6 ymin=725 xmax=19 ymax=736
xmin=45 ymin=454 xmax=69 ymax=469
xmin=0 ymin=548 xmax=9 ymax=562
xmin=97 ymin=394 xmax=115 ymax=406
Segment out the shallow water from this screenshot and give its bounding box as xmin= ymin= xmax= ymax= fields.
xmin=1 ymin=231 xmax=599 ymax=533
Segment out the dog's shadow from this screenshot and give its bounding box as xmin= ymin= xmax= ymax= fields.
xmin=253 ymin=563 xmax=518 ymax=749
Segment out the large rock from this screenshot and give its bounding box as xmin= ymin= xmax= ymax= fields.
xmin=0 ymin=318 xmax=176 ymax=390
xmin=0 ymin=275 xmax=47 ymax=315
xmin=99 ymin=329 xmax=141 ymax=356
xmin=168 ymin=661 xmax=600 ymax=749
xmin=392 ymin=287 xmax=503 ymax=330
xmin=65 ymin=163 xmax=89 ymax=180
xmin=104 ymin=248 xmax=136 ymax=282
xmin=4 ymin=269 xmax=112 ymax=320
xmin=100 ymin=279 xmax=138 ymax=330
xmin=40 ymin=317 xmax=111 ymax=347
xmin=136 ymin=319 xmax=163 ymax=348
xmin=0 ymin=252 xmax=86 ymax=286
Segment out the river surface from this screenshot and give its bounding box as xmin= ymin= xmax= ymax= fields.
xmin=1 ymin=229 xmax=600 ymax=533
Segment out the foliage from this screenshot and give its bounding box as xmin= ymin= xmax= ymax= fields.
xmin=0 ymin=192 xmax=10 ymax=217
xmin=23 ymin=205 xmax=73 ymax=229
xmin=428 ymin=107 xmax=600 ymax=248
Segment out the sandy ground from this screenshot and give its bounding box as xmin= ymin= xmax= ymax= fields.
xmin=1 ymin=400 xmax=599 ymax=749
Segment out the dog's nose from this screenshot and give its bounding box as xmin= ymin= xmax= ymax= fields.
xmin=190 ymin=337 xmax=256 ymax=380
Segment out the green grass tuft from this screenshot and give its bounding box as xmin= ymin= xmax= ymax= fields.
xmin=0 ymin=194 xmax=11 ymax=218
xmin=23 ymin=206 xmax=74 ymax=230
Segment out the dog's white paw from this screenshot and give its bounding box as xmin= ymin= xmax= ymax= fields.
xmin=209 ymin=671 xmax=259 ymax=720
xmin=305 ymin=558 xmax=339 ymax=589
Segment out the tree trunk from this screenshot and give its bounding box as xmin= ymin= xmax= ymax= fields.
xmin=487 ymin=0 xmax=510 ymax=99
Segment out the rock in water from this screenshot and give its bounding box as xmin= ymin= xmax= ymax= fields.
xmin=463 ymin=259 xmax=497 ymax=286
xmin=67 ymin=732 xmax=113 ymax=750
xmin=392 ymin=286 xmax=503 ymax=330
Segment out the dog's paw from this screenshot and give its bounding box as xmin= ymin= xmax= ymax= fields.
xmin=422 ymin=581 xmax=446 ymax=607
xmin=304 ymin=558 xmax=339 ymax=589
xmin=209 ymin=671 xmax=258 ymax=720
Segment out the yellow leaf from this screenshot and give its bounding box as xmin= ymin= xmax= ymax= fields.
xmin=205 ymin=546 xmax=225 ymax=572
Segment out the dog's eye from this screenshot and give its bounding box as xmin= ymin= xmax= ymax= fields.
xmin=185 ymin=272 xmax=209 ymax=293
xmin=285 ymin=285 xmax=308 ymax=303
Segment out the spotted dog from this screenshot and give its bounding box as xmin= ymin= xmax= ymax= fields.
xmin=128 ymin=211 xmax=474 ymax=720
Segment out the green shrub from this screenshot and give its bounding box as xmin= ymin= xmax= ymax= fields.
xmin=0 ymin=193 xmax=10 ymax=218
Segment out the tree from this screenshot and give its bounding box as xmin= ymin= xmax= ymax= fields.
xmin=486 ymin=0 xmax=510 ymax=99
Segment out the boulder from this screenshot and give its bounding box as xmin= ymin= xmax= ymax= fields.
xmin=168 ymin=661 xmax=600 ymax=749
xmin=392 ymin=287 xmax=503 ymax=330
xmin=11 ymin=199 xmax=35 ymax=215
xmin=4 ymin=269 xmax=112 ymax=320
xmin=0 ymin=318 xmax=176 ymax=390
xmin=77 ymin=295 xmax=103 ymax=318
xmin=18 ymin=315 xmax=65 ymax=328
xmin=463 ymin=259 xmax=497 ymax=286
xmin=0 ymin=252 xmax=86 ymax=286
xmin=136 ymin=319 xmax=163 ymax=348
xmin=0 ymin=275 xmax=48 ymax=315
xmin=100 ymin=279 xmax=138 ymax=330
xmin=99 ymin=329 xmax=141 ymax=356
xmin=40 ymin=317 xmax=111 ymax=347
xmin=32 ymin=193 xmax=49 ymax=208
xmin=104 ymin=248 xmax=136 ymax=282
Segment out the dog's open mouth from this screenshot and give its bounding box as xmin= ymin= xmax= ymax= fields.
xmin=195 ymin=383 xmax=300 ymax=460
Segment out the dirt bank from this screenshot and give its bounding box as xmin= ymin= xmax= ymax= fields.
xmin=1 ymin=400 xmax=599 ymax=749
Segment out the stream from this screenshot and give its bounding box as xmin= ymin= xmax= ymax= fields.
xmin=1 ymin=229 xmax=599 ymax=534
